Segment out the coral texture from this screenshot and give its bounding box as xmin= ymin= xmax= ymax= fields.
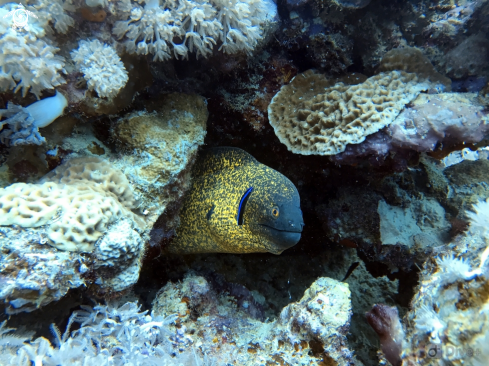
xmin=443 ymin=33 xmax=489 ymax=79
xmin=0 ymin=158 xmax=147 ymax=313
xmin=0 ymin=6 xmax=65 ymax=99
xmin=389 ymin=93 xmax=489 ymax=152
xmin=152 ymin=274 xmax=360 ymax=365
xmin=112 ymin=0 xmax=274 ymax=61
xmin=0 ymin=157 xmax=143 ymax=252
xmin=378 ymin=47 xmax=451 ymax=91
xmin=401 ymin=199 xmax=489 ymax=365
xmin=40 ymin=156 xmax=137 ymax=209
xmin=268 ymin=69 xmax=430 ymax=156
xmin=0 ymin=302 xmax=203 ymax=365
xmin=0 ymin=230 xmax=87 ymax=314
xmin=71 ymin=40 xmax=128 ymax=99
xmin=29 ymin=0 xmax=75 ymax=34
xmin=332 ymin=92 xmax=489 ymax=166
xmin=112 ymin=93 xmax=208 ymax=227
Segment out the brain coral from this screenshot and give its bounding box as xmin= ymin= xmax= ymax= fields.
xmin=268 ymin=69 xmax=431 ymax=156
xmin=0 ymin=157 xmax=144 ymax=252
xmin=378 ymin=47 xmax=451 ymax=91
xmin=268 ymin=47 xmax=451 ymax=156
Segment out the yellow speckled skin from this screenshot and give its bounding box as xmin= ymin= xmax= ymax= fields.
xmin=169 ymin=147 xmax=304 ymax=254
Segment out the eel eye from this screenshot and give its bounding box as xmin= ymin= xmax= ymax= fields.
xmin=271 ymin=207 xmax=280 ymax=217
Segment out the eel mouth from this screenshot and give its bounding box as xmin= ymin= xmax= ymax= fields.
xmin=257 ymin=224 xmax=302 ymax=249
xmin=259 ymin=224 xmax=302 ymax=233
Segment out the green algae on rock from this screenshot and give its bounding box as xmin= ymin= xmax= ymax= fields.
xmin=169 ymin=147 xmax=304 ymax=254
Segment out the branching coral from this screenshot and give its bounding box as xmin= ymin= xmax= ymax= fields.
xmin=113 ymin=0 xmax=273 ymax=61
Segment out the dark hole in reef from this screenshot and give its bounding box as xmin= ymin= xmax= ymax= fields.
xmin=309 ymin=338 xmax=325 ymax=357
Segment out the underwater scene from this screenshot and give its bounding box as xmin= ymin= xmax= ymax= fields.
xmin=0 ymin=0 xmax=489 ymax=364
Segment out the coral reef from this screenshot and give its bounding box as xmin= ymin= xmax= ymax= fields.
xmin=267 ymin=47 xmax=452 ymax=157
xmin=401 ymin=199 xmax=489 ymax=365
xmin=0 ymin=5 xmax=65 ymax=99
xmin=28 ymin=0 xmax=75 ymax=34
xmin=442 ymin=33 xmax=489 ymax=79
xmin=268 ymin=69 xmax=431 ymax=156
xmin=0 ymin=157 xmax=146 ymax=313
xmin=388 ymin=93 xmax=489 ymax=153
xmin=152 ymin=273 xmax=361 ymax=365
xmin=71 ymin=40 xmax=128 ymax=99
xmin=1 ymin=157 xmax=144 ymax=251
xmin=113 ymin=0 xmax=277 ymax=61
xmin=329 ymin=91 xmax=488 ymax=167
xmin=1 ymin=0 xmax=489 ymax=363
xmin=0 ymin=302 xmax=198 ymax=365
xmin=111 ymin=93 xmax=208 ymax=228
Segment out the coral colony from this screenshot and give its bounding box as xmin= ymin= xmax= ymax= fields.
xmin=0 ymin=0 xmax=489 ymax=365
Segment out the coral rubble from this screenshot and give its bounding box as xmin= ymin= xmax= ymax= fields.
xmin=152 ymin=274 xmax=361 ymax=365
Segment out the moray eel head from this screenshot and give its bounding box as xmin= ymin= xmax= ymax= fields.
xmin=169 ymin=147 xmax=304 ymax=255
xmin=244 ymin=189 xmax=304 ymax=254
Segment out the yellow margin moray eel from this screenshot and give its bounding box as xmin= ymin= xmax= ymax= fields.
xmin=169 ymin=147 xmax=304 ymax=254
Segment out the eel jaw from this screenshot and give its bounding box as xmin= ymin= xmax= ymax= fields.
xmin=257 ymin=224 xmax=302 ymax=250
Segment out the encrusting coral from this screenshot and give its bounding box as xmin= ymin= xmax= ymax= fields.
xmin=388 ymin=93 xmax=489 ymax=153
xmin=111 ymin=93 xmax=208 ymax=227
xmin=71 ymin=40 xmax=128 ymax=99
xmin=112 ymin=0 xmax=276 ymax=61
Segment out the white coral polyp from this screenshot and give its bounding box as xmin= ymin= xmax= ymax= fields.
xmin=71 ymin=40 xmax=129 ymax=99
xmin=0 ymin=31 xmax=65 ymax=99
xmin=467 ymin=198 xmax=489 ymax=239
xmin=113 ymin=0 xmax=269 ymax=61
